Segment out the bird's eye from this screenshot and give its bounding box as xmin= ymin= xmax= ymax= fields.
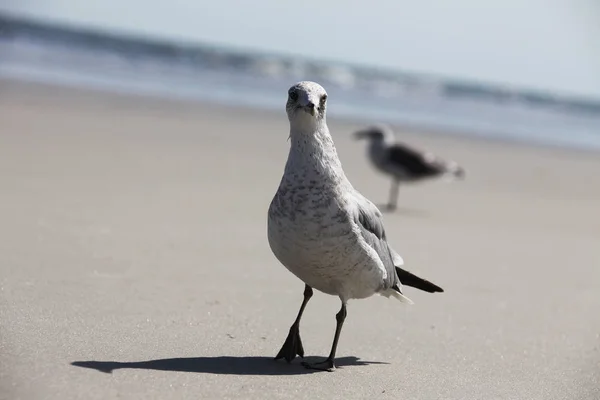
xmin=320 ymin=94 xmax=327 ymax=103
xmin=289 ymin=90 xmax=298 ymax=101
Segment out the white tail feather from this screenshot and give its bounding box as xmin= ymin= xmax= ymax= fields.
xmin=382 ymin=289 xmax=414 ymax=305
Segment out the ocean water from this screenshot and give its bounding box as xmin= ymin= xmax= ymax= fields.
xmin=2 ymin=14 xmax=600 ymax=151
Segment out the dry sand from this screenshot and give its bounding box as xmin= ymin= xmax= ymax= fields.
xmin=1 ymin=79 xmax=599 ymax=400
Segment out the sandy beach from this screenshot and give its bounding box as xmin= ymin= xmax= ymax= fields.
xmin=1 ymin=79 xmax=599 ymax=400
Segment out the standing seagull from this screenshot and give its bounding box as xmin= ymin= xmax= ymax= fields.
xmin=354 ymin=125 xmax=465 ymax=211
xmin=268 ymin=81 xmax=444 ymax=372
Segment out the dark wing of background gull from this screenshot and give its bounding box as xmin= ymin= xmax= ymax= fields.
xmin=353 ymin=194 xmax=444 ymax=294
xmin=386 ymin=143 xmax=448 ymax=178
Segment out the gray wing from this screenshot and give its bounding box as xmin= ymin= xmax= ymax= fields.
xmin=353 ymin=191 xmax=444 ymax=295
xmin=352 ymin=192 xmax=402 ymax=291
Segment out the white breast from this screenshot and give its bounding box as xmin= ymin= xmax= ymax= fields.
xmin=268 ymin=189 xmax=387 ymax=300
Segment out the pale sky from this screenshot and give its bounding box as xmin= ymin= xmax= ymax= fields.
xmin=2 ymin=0 xmax=600 ymax=97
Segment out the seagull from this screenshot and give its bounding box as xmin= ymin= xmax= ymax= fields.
xmin=354 ymin=125 xmax=465 ymax=211
xmin=267 ymin=81 xmax=444 ymax=372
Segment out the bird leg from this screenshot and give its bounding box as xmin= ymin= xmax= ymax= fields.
xmin=302 ymin=302 xmax=347 ymax=372
xmin=387 ymin=179 xmax=400 ymax=211
xmin=275 ymin=284 xmax=313 ymax=363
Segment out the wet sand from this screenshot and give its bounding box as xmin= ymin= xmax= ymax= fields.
xmin=1 ymin=79 xmax=599 ymax=400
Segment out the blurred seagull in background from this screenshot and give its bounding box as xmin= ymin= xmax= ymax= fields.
xmin=354 ymin=125 xmax=465 ymax=211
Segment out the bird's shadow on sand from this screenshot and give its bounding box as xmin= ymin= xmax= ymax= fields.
xmin=71 ymin=356 xmax=388 ymax=376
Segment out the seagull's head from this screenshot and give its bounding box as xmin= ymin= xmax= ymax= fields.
xmin=353 ymin=125 xmax=395 ymax=144
xmin=286 ymin=81 xmax=328 ymax=129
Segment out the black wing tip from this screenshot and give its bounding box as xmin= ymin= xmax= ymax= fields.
xmin=393 ymin=283 xmax=444 ymax=294
xmin=431 ymin=285 xmax=444 ymax=293
xmin=426 ymin=281 xmax=444 ymax=293
xmin=395 ymin=267 xmax=445 ymax=294
xmin=418 ymin=282 xmax=444 ymax=293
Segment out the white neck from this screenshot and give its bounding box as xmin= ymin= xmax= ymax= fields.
xmin=284 ymin=119 xmax=346 ymax=185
